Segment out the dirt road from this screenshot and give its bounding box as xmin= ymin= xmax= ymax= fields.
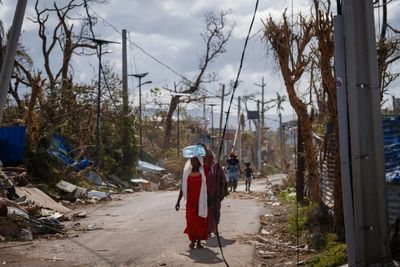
xmin=0 ymin=178 xmax=272 ymax=267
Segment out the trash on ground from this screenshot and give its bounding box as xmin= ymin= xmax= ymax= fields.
xmin=56 ymin=180 xmax=77 ymax=194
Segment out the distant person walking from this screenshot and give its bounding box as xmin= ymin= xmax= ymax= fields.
xmin=243 ymin=162 xmax=255 ymax=192
xmin=226 ymin=152 xmax=240 ymax=192
xmin=175 ymin=146 xmax=208 ymax=249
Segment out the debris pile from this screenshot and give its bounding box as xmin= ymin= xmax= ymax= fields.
xmin=0 ymin=170 xmax=67 ymax=241
xmin=132 ymin=161 xmax=178 ymax=191
xmin=0 ymin=130 xmax=177 ymax=244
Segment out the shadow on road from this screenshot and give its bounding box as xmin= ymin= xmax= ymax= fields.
xmin=67 ymin=237 xmax=114 ymax=266
xmin=180 ymin=236 xmax=235 ymax=265
xmin=181 ymin=247 xmax=223 ymax=264
xmin=205 ymin=235 xmax=236 ymax=248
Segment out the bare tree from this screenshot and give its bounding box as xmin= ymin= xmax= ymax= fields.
xmin=374 ymin=0 xmax=400 ymax=100
xmin=26 ymin=0 xmax=103 ymax=149
xmin=162 ymin=11 xmax=233 ymax=149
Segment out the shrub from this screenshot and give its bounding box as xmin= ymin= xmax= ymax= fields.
xmin=307 ymin=242 xmax=347 ymax=267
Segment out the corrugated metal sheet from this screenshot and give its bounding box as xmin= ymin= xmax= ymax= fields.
xmin=320 ymin=128 xmax=336 ymax=209
xmin=383 ymin=115 xmax=400 ymax=224
xmin=383 ymin=116 xmax=400 ymax=175
xmin=320 ymin=116 xmax=400 ymax=226
xmin=386 ymin=183 xmax=400 ymax=225
xmin=320 ymin=162 xmax=334 ymax=208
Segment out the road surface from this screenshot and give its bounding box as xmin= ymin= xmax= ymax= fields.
xmin=1 ymin=178 xmax=272 ymax=266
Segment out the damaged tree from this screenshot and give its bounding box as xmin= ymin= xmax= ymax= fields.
xmin=1 ymin=0 xmax=137 ymax=178
xmin=310 ymin=0 xmax=343 ymax=238
xmin=262 ymin=12 xmax=321 ymax=203
xmin=162 ymin=11 xmax=232 ymax=150
xmin=374 ymin=0 xmax=400 ymax=100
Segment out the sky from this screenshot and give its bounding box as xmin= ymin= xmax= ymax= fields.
xmin=1 ymin=0 xmax=400 ymax=128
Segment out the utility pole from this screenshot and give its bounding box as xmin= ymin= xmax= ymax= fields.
xmin=257 ymin=100 xmax=262 ymax=171
xmin=177 ymin=97 xmax=180 ymax=156
xmin=170 ymin=92 xmax=191 ymax=156
xmin=122 ymin=30 xmax=128 ymax=115
xmin=255 ymin=77 xmax=266 ymax=172
xmin=209 ymin=103 xmax=217 ymax=149
xmin=296 ymin=120 xmax=304 ymax=202
xmin=0 ymin=0 xmax=27 ymax=123
xmin=334 ymin=11 xmax=356 ymax=265
xmin=128 ymin=73 xmax=151 ymax=160
xmin=339 ymin=0 xmax=391 ymax=264
xmin=85 ymin=37 xmax=119 ymax=167
xmin=279 ymin=112 xmax=284 ymax=170
xmin=203 ymin=95 xmax=206 ymax=137
xmin=121 ymin=29 xmax=131 ymax=168
xmin=254 ymin=77 xmax=266 ymax=131
xmin=238 ymin=97 xmax=242 ymax=165
xmin=218 ymin=84 xmax=225 ymax=158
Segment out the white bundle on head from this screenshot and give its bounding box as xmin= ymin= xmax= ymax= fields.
xmin=181 ymin=156 xmax=208 ymax=218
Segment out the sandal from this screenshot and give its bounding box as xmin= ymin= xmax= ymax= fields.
xmin=189 ymin=241 xmax=196 ymax=249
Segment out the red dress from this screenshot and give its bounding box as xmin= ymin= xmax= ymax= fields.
xmin=184 ymin=173 xmax=208 ymax=241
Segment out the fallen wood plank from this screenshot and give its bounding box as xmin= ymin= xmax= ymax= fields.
xmin=0 ymin=242 xmax=34 ymax=249
xmin=256 ymin=235 xmax=314 ymax=252
xmin=2 ymin=167 xmax=25 ymax=172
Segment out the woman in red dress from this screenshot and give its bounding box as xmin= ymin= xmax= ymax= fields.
xmin=175 ymin=156 xmax=208 ymax=249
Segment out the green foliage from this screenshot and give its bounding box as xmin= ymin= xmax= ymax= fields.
xmin=262 ymin=162 xmax=280 ymax=175
xmin=25 ymin=151 xmax=64 ymax=186
xmin=288 ymin=202 xmax=316 ymax=234
xmin=100 ymin=111 xmax=138 ymax=180
xmin=278 ymin=187 xmax=296 ymax=204
xmin=307 ymin=241 xmax=347 ymax=267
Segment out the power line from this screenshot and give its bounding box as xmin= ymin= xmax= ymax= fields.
xmin=86 ymin=3 xmax=249 ymax=109
xmin=87 ymin=4 xmax=190 ymax=83
xmin=84 ymin=2 xmax=285 ymax=124
xmin=213 ymin=1 xmax=260 ymax=266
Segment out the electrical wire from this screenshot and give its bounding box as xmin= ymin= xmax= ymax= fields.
xmin=85 ymin=2 xmax=259 ymax=116
xmin=87 ymin=2 xmax=291 ymax=127
xmin=213 ymin=0 xmax=259 ymax=264
xmin=289 ymin=0 xmax=301 ymax=264
xmin=84 ymin=1 xmax=130 ymax=114
xmin=85 ymin=2 xmax=287 ymax=130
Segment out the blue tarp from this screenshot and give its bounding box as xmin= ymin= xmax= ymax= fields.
xmin=0 ymin=126 xmax=26 ymax=166
xmin=48 ymin=134 xmax=89 ymax=171
xmin=383 ymin=116 xmax=400 ymax=182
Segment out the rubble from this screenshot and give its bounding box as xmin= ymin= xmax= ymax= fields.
xmin=15 ymin=187 xmax=70 ymax=214
xmin=87 ymin=190 xmax=110 ymax=200
xmin=0 ymin=137 xmax=180 ymax=244
xmin=158 ymin=173 xmax=178 ymax=190
xmin=56 ymin=180 xmax=77 ymax=194
xmin=86 ymin=171 xmax=103 ymax=186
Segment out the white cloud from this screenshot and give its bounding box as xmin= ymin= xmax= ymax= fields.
xmin=4 ymin=0 xmax=397 ymax=119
